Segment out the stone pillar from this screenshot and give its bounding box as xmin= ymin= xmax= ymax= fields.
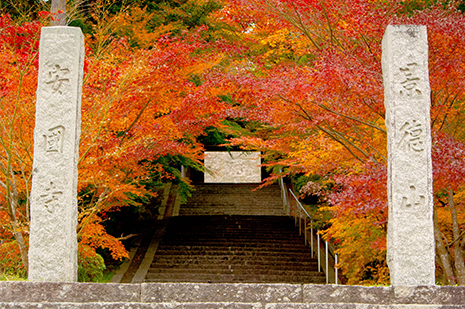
xmin=382 ymin=25 xmax=435 ymax=286
xmin=28 ymin=27 xmax=84 ymax=282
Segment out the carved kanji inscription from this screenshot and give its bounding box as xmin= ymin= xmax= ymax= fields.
xmin=401 ymin=185 xmax=426 ymax=208
xmin=44 ymin=126 xmax=65 ymax=153
xmin=44 ymin=63 xmax=70 ymax=94
xmin=40 ymin=181 xmax=63 ymax=214
xmin=399 ymin=63 xmax=422 ymax=97
xmin=398 ymin=120 xmax=425 ymax=152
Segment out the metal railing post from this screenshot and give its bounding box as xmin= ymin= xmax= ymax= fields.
xmin=294 ymin=200 xmax=298 ymax=226
xmin=317 ymin=233 xmax=321 ymax=272
xmin=310 ymin=221 xmax=314 ymax=258
xmin=283 ymin=188 xmax=340 ymax=285
xmin=325 ymin=241 xmax=329 ymax=284
xmin=181 ymin=165 xmax=185 ymax=178
xmin=304 ymin=217 xmax=307 ymax=245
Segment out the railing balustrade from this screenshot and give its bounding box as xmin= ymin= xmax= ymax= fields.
xmin=279 ymin=177 xmax=340 ymax=284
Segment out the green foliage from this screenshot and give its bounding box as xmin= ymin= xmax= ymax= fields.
xmin=68 ymin=18 xmax=94 ymax=35
xmin=399 ymin=0 xmax=465 ymax=14
xmin=0 ymin=240 xmax=27 ymax=279
xmin=78 ymin=246 xmax=106 ymax=282
xmin=293 ymin=174 xmax=322 ymax=193
xmin=109 ymin=0 xmax=223 ymax=32
xmin=0 ymin=240 xmax=106 ymax=282
xmin=0 ymin=0 xmax=45 ymax=21
xmin=142 ymin=155 xmax=199 ymax=203
xmin=458 ymin=1 xmax=465 ymax=12
xmin=199 ymin=126 xmax=228 ymax=146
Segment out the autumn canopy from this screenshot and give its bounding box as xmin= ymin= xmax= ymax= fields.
xmin=1 ymin=0 xmax=465 ymax=285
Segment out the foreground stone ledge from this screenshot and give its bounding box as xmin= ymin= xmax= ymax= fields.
xmin=303 ymin=285 xmax=465 ymax=305
xmin=1 ymin=282 xmax=465 ymax=308
xmin=1 ymin=303 xmax=464 ymax=309
xmin=141 ymin=283 xmax=302 ymax=303
xmin=0 ymin=282 xmax=140 ymax=303
xmin=391 ymin=285 xmax=465 ymax=305
xmin=303 ymin=284 xmax=391 ymax=305
xmin=266 ymin=305 xmax=463 ymax=309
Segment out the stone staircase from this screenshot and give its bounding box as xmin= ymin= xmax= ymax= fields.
xmin=144 ymin=183 xmax=326 ymax=284
xmin=178 ymin=183 xmax=284 ymax=216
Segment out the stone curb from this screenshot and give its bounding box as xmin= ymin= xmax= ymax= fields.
xmin=0 ymin=303 xmax=463 ymax=309
xmin=1 ymin=282 xmax=465 ymax=307
xmin=131 ymin=220 xmax=170 ymax=283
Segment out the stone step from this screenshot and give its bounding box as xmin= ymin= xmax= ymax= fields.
xmin=145 ymin=272 xmax=326 ymax=284
xmin=179 ymin=185 xmax=284 ymax=217
xmin=189 ymin=190 xmax=282 ymax=196
xmin=161 ymin=229 xmax=302 ymax=236
xmin=147 ymin=268 xmax=326 ymax=279
xmin=160 ymin=233 xmax=309 ymax=239
xmin=190 ymin=184 xmax=279 ymax=191
xmin=151 ymin=256 xmax=318 ymax=266
xmin=186 ymin=196 xmax=281 ymax=201
xmin=165 ymin=215 xmax=293 ymax=223
xmin=159 ymin=240 xmax=311 ymax=248
xmin=154 ymin=248 xmax=314 ymax=256
xmin=145 ymin=213 xmax=323 ymax=284
xmin=160 ymin=233 xmax=306 ymax=240
xmin=155 ymin=245 xmax=313 ymax=254
xmin=148 ymin=268 xmax=322 ymax=277
xmin=149 ymin=263 xmax=319 ymax=272
xmin=178 ymin=209 xmax=285 ymax=215
xmin=151 ymin=259 xmax=318 ymax=271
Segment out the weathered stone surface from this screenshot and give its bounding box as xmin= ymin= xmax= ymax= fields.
xmin=204 ymin=152 xmax=261 ymax=183
xmin=1 ymin=304 xmax=263 ymax=309
xmin=265 ymin=305 xmax=451 ymax=309
xmin=303 ymin=284 xmax=391 ymax=304
xmin=382 ymin=25 xmax=435 ymax=286
xmin=28 ymin=26 xmax=85 ymax=282
xmin=1 ymin=304 xmax=143 ymax=309
xmin=144 ymin=303 xmax=263 ymax=309
xmin=391 ymin=286 xmax=465 ymax=305
xmin=1 ymin=283 xmax=465 ymax=308
xmin=0 ymin=282 xmax=140 ymax=303
xmin=141 ymin=283 xmax=302 ymax=303
xmin=2 ymin=304 xmax=463 ymax=309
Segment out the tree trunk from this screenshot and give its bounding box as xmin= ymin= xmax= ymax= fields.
xmin=51 ymin=0 xmax=67 ymax=26
xmin=448 ymin=188 xmax=465 ymax=285
xmin=8 ymin=193 xmax=29 ymax=274
xmin=434 ymin=205 xmax=457 ymax=285
xmin=13 ymin=228 xmax=28 ymax=273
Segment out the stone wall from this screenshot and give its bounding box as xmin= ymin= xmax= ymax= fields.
xmin=1 ymin=282 xmax=464 ymax=308
xmin=204 ymin=151 xmax=261 ymax=183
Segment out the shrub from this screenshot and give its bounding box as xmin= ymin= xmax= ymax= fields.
xmin=78 ymin=245 xmax=106 ymax=282
xmin=0 ymin=240 xmax=27 ymax=279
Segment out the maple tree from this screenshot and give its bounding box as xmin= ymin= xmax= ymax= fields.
xmin=0 ymin=0 xmax=229 ymax=279
xmin=0 ymin=13 xmax=42 ymax=276
xmin=2 ymin=0 xmax=465 ymax=285
xmin=211 ymin=0 xmax=465 ymax=284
